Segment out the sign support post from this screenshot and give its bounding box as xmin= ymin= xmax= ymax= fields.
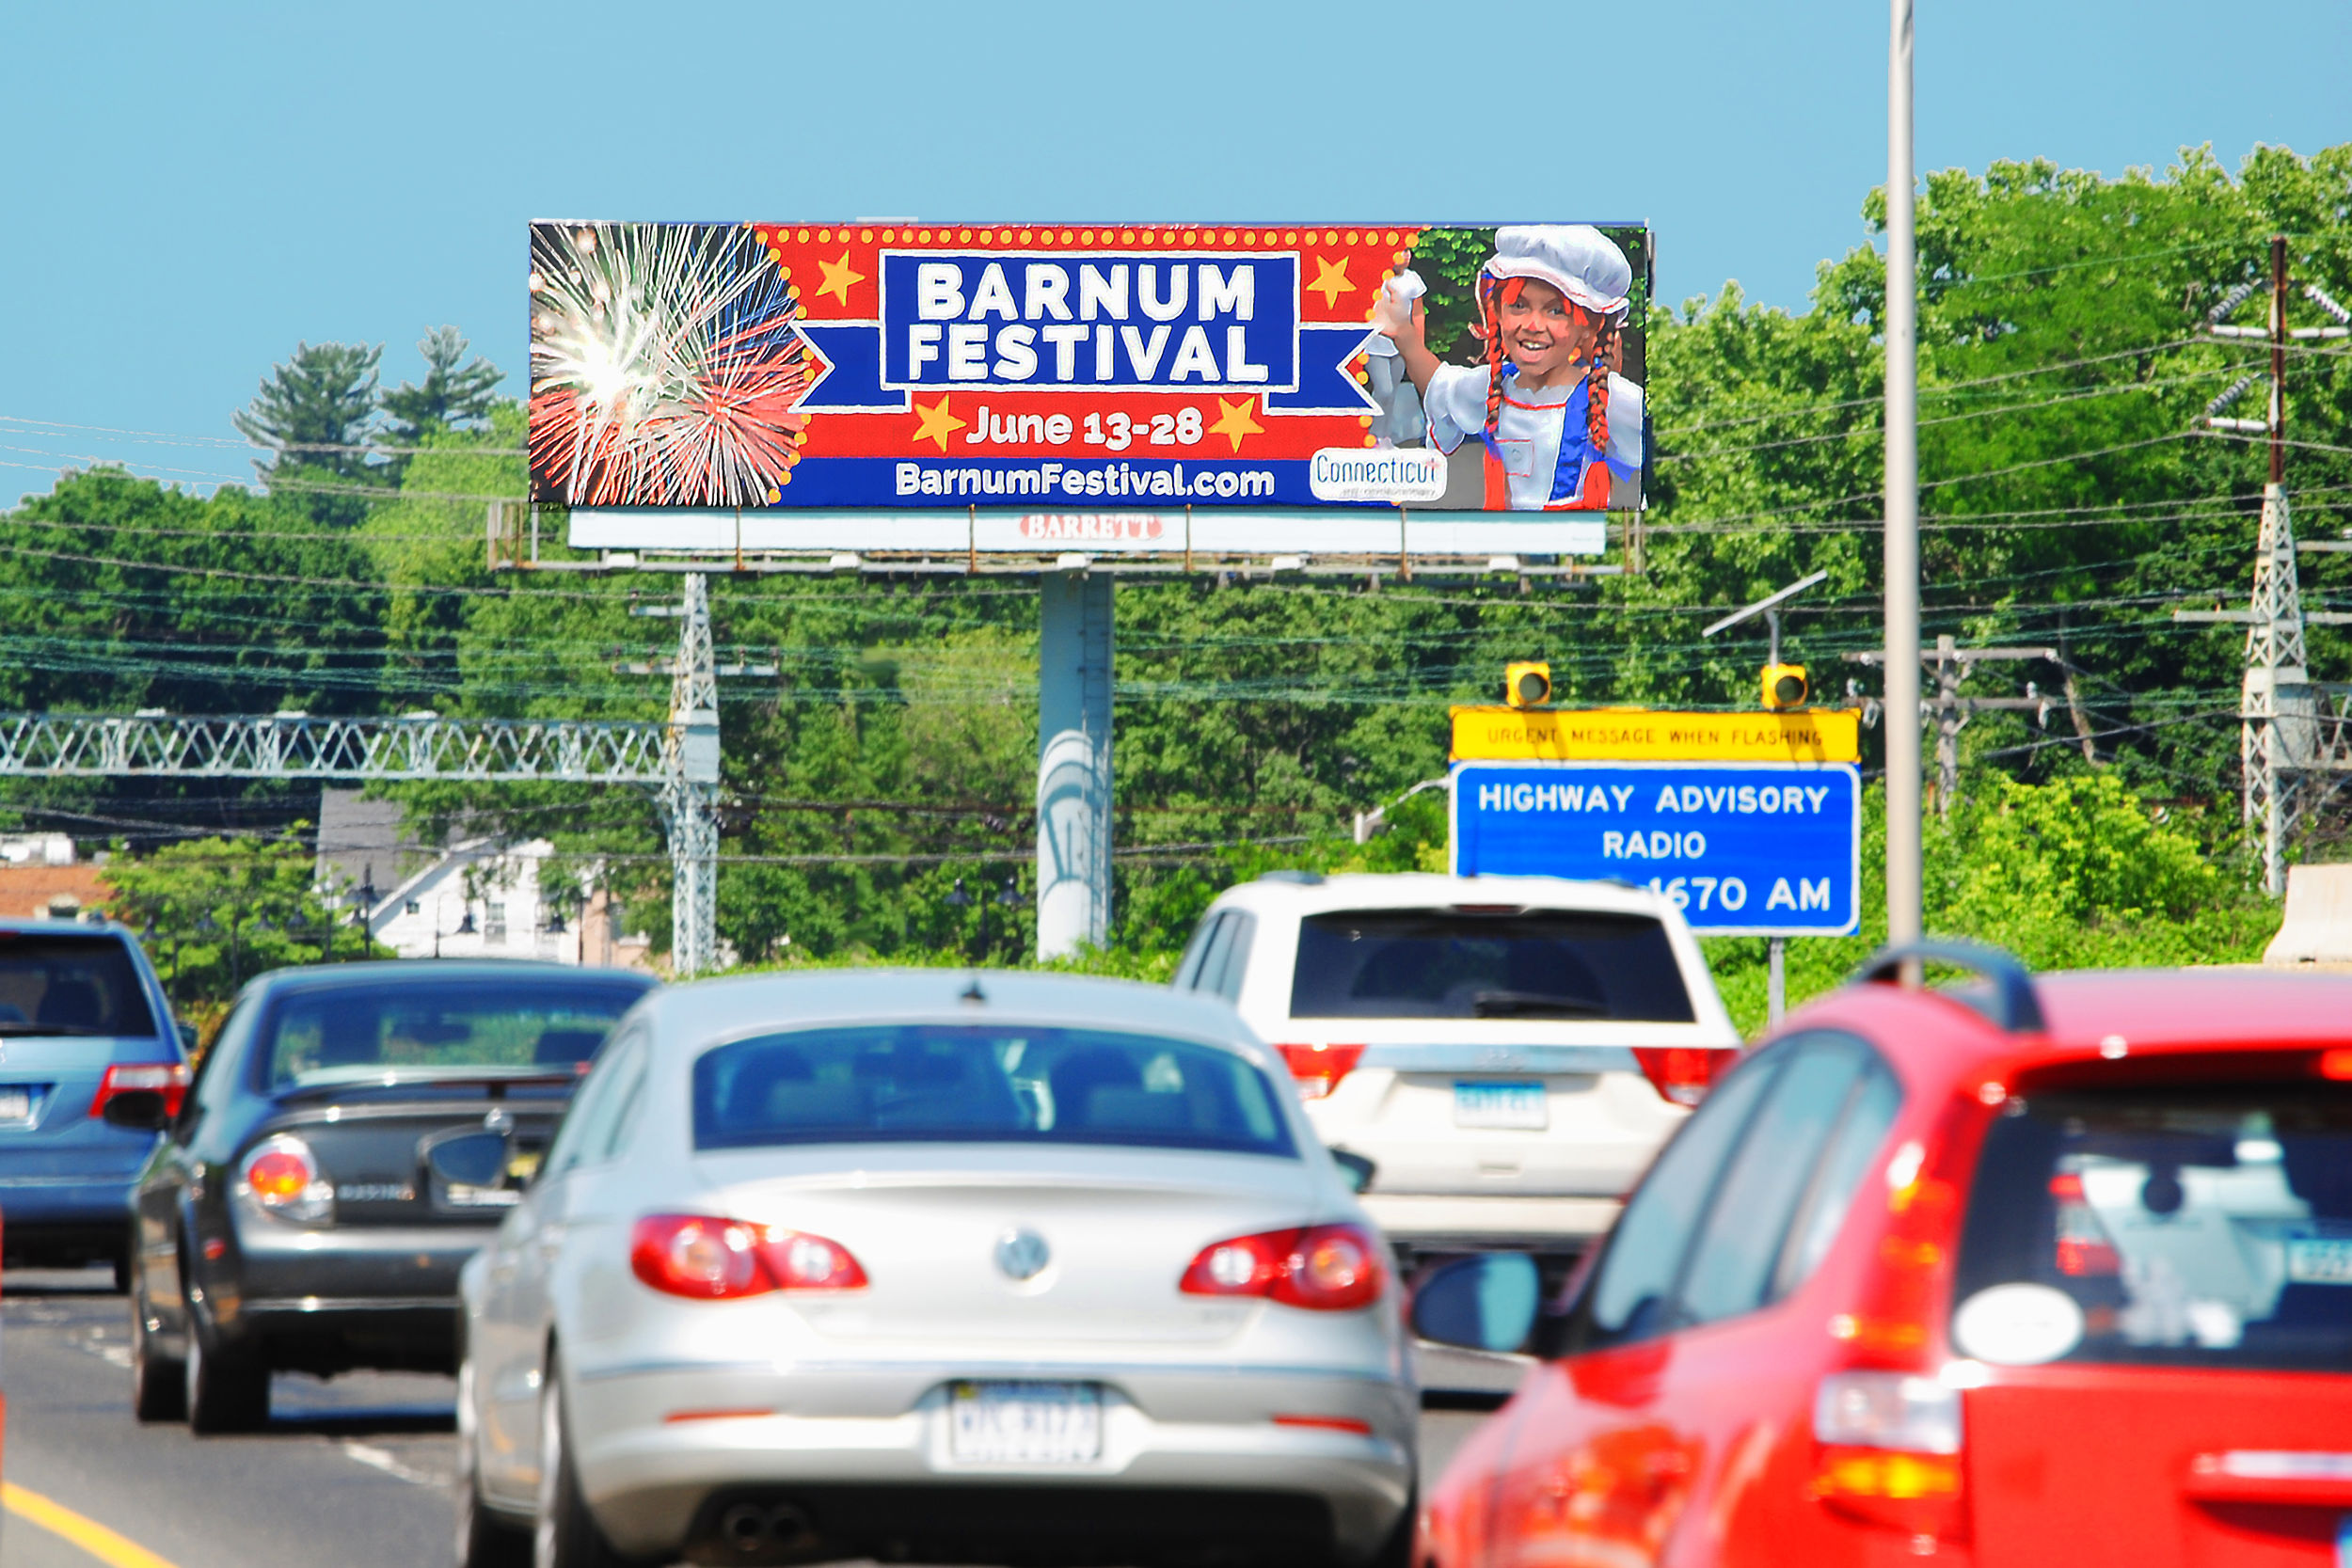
xmin=1037 ymin=570 xmax=1114 ymax=959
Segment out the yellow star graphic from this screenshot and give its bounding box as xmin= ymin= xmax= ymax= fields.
xmin=1208 ymin=396 xmax=1263 ymax=453
xmin=913 ymin=394 xmax=966 ymax=452
xmin=1307 ymin=255 xmax=1353 ymax=308
xmin=816 ymin=248 xmax=866 ymax=306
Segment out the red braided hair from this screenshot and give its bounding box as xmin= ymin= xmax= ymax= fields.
xmin=1479 ymin=275 xmax=1509 ymax=448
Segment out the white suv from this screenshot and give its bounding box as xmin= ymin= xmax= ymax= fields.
xmin=1171 ymin=871 xmax=1739 ymax=1261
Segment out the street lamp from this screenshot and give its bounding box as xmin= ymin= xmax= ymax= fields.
xmin=1703 ymin=570 xmax=1831 ymax=1027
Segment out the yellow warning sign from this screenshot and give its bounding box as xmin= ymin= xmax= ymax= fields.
xmin=1450 ymin=706 xmax=1861 ymax=764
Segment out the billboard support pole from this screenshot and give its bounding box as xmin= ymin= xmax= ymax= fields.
xmin=1883 ymin=0 xmax=1925 ymax=959
xmin=1037 ymin=570 xmax=1114 ymax=960
xmin=660 ymin=572 xmax=722 ymax=975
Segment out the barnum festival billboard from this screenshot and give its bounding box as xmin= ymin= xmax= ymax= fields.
xmin=531 ymin=221 xmax=1649 ymax=555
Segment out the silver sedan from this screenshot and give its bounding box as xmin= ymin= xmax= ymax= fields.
xmin=454 ymin=969 xmax=1418 ymax=1568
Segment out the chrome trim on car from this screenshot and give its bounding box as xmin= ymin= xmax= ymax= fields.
xmin=574 ymin=1356 xmax=1405 ymax=1386
xmin=243 ymin=1295 xmax=453 ymax=1314
xmin=1357 ymin=1044 xmax=1643 ymax=1075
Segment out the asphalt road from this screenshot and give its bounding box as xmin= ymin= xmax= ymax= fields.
xmin=1 ymin=1266 xmax=1517 ymax=1568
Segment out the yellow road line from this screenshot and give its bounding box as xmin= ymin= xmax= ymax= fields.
xmin=2 ymin=1481 xmax=182 ymax=1568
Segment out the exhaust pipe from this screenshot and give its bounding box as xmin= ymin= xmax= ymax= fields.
xmin=717 ymin=1505 xmax=770 ymax=1556
xmin=710 ymin=1500 xmax=817 ymax=1562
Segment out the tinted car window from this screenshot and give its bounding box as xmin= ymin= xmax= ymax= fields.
xmin=0 ymin=933 xmax=157 ymax=1037
xmin=1953 ymin=1083 xmax=2352 ymax=1372
xmin=1585 ymin=1055 xmax=1778 ymax=1346
xmin=1678 ymin=1038 xmax=1871 ymax=1325
xmin=1289 ymin=910 xmax=1693 ymax=1022
xmin=1200 ymin=913 xmax=1254 ymax=1003
xmin=694 ymin=1024 xmax=1295 ymax=1158
xmin=256 ymin=981 xmax=640 ymax=1089
xmin=1774 ymin=1062 xmax=1902 ymax=1297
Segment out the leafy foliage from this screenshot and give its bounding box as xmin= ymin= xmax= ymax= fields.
xmin=378 ymin=328 xmax=502 ymax=482
xmin=103 ymin=833 xmax=384 ymax=1009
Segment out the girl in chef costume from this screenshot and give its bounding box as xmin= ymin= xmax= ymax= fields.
xmin=1371 ymin=225 xmax=1642 ymax=511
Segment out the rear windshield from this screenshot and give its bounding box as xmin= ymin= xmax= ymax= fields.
xmin=0 ymin=933 xmax=157 ymax=1038
xmin=1289 ymin=909 xmax=1694 ymax=1022
xmin=257 ymin=981 xmax=642 ymax=1089
xmin=693 ymin=1024 xmax=1295 ymax=1158
xmin=1953 ymin=1084 xmax=2352 ymax=1372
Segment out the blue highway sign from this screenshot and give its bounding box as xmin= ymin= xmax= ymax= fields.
xmin=1450 ymin=760 xmax=1862 ymax=936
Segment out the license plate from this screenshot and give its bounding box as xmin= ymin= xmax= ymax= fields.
xmin=2289 ymin=1238 xmax=2352 ymax=1285
xmin=1454 ymin=1081 xmax=1547 ymax=1131
xmin=0 ymin=1087 xmax=32 ymax=1124
xmin=947 ymin=1381 xmax=1102 ymax=1465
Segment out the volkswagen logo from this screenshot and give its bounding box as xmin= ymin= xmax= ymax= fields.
xmin=994 ymin=1228 xmax=1051 ymax=1282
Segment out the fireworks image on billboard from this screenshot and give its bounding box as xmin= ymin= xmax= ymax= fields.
xmin=530 ymin=221 xmax=1650 ymax=520
xmin=529 ymin=222 xmax=815 ymax=508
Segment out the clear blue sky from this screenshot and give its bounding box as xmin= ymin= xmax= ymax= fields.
xmin=2 ymin=0 xmax=2344 ymax=509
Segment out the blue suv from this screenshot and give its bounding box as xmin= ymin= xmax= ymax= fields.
xmin=0 ymin=921 xmax=187 ymax=1287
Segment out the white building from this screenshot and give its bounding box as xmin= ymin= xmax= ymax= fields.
xmin=361 ymin=838 xmax=649 ymax=970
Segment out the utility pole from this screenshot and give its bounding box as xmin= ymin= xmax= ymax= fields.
xmin=1883 ymin=0 xmax=1924 ymax=953
xmin=1846 ymin=641 xmax=2064 ymax=815
xmin=2170 ymin=237 xmax=2352 ymax=895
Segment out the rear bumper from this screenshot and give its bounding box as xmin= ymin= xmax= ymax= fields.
xmin=568 ymin=1361 xmax=1414 ymax=1566
xmin=1359 ymin=1193 xmax=1621 ymax=1250
xmin=0 ymin=1177 xmax=136 ymax=1262
xmin=207 ymin=1220 xmax=495 ymax=1372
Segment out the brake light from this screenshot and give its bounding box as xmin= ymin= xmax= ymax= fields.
xmin=1180 ymin=1224 xmax=1385 ymax=1311
xmin=2318 ymin=1048 xmax=2352 ymax=1081
xmin=1810 ymin=1371 xmax=1966 ymax=1540
xmin=1630 ymin=1046 xmax=1731 ymax=1107
xmin=89 ymin=1062 xmax=190 ymax=1119
xmin=236 ymin=1134 xmax=333 ymax=1224
xmin=1274 ymin=1043 xmax=1364 ymax=1100
xmin=628 ymin=1214 xmax=869 ymax=1300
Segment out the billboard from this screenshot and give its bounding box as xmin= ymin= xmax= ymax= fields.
xmin=529 ymin=221 xmax=1649 ymax=555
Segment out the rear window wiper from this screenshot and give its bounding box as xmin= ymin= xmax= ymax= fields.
xmin=0 ymin=1022 xmax=114 ymax=1037
xmin=1470 ymin=990 xmax=1611 ymax=1019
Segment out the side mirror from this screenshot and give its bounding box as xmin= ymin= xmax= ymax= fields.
xmin=1409 ymin=1252 xmax=1541 ymax=1354
xmin=102 ymin=1089 xmax=172 ymax=1132
xmin=1331 ymin=1148 xmax=1376 ymax=1195
xmin=176 ymin=1021 xmax=199 ymax=1054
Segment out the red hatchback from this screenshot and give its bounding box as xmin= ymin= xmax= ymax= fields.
xmin=1410 ymin=943 xmax=2352 ymax=1567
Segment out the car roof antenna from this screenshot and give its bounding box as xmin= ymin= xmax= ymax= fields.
xmin=960 ymin=973 xmax=987 ymax=1006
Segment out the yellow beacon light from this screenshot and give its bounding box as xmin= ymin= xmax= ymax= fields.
xmin=1504 ymin=662 xmax=1552 ymax=709
xmin=1762 ymin=662 xmax=1810 ymax=711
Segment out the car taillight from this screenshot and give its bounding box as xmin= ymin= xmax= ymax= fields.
xmin=1274 ymin=1043 xmax=1365 ymax=1100
xmin=1810 ymin=1370 xmax=1966 ymax=1540
xmin=237 ymin=1134 xmax=333 ymax=1224
xmin=1629 ymin=1047 xmax=1732 ymax=1107
xmin=628 ymin=1214 xmax=869 ymax=1301
xmin=1180 ymin=1224 xmax=1385 ymax=1311
xmin=89 ymin=1062 xmax=190 ymax=1119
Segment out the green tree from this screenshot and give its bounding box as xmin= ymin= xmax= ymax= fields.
xmin=103 ymin=834 xmax=381 ymax=1013
xmin=234 ymin=341 xmax=384 ymax=525
xmin=378 ymin=328 xmax=503 ymax=483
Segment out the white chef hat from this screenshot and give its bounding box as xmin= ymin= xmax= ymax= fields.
xmin=1483 ymin=226 xmax=1632 ymax=320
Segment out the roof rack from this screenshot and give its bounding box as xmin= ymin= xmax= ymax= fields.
xmin=1255 ymin=869 xmax=1326 ymax=887
xmin=1848 ymin=939 xmax=2046 ymax=1035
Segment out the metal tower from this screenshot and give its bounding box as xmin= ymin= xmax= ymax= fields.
xmin=659 ymin=573 xmax=723 ymax=974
